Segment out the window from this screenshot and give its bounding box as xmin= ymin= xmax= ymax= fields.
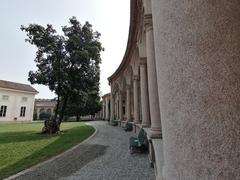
xmin=0 ymin=106 xmax=7 ymax=117
xmin=22 ymin=97 xmax=28 ymax=102
xmin=20 ymin=106 xmax=26 ymax=117
xmin=2 ymin=95 xmax=9 ymax=101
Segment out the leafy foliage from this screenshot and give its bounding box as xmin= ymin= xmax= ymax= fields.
xmin=21 ymin=17 xmax=103 ymax=132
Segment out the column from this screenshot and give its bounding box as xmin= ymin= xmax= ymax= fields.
xmin=140 ymin=61 xmax=150 ymax=127
xmin=152 ymin=0 xmax=240 ymax=179
xmin=115 ymin=94 xmax=119 ymax=119
xmin=110 ymin=93 xmax=115 ymax=122
xmin=105 ymin=98 xmax=109 ymax=120
xmin=133 ymin=75 xmax=140 ymax=124
xmin=145 ymin=14 xmax=162 ymax=138
xmin=102 ymin=101 xmax=105 ymax=120
xmin=119 ymin=91 xmax=123 ymax=121
xmin=126 ymin=85 xmax=131 ymax=122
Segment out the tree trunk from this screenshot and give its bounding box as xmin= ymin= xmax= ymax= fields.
xmin=54 ymin=95 xmax=60 ymax=120
xmin=59 ymin=94 xmax=69 ymax=125
xmin=41 ymin=94 xmax=60 ymax=134
xmin=76 ymin=114 xmax=80 ymax=121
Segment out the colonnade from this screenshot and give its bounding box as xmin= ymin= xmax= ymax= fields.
xmin=101 ymin=93 xmax=110 ymax=121
xmin=105 ymin=0 xmax=240 ymax=179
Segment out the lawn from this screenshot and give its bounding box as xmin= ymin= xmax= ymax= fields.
xmin=0 ymin=121 xmax=95 ymax=179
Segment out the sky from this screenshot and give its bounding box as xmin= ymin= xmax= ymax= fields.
xmin=0 ymin=0 xmax=130 ymax=98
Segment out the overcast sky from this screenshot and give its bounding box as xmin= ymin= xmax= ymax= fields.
xmin=0 ymin=0 xmax=130 ymax=98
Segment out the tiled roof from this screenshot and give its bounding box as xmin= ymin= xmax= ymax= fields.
xmin=0 ymin=80 xmax=38 ymax=93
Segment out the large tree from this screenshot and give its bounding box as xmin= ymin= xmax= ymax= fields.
xmin=62 ymin=17 xmax=102 ymax=121
xmin=21 ymin=17 xmax=103 ymax=133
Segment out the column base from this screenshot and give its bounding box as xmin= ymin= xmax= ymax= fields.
xmin=141 ymin=123 xmax=151 ymax=128
xmin=150 ymin=129 xmax=162 ymax=139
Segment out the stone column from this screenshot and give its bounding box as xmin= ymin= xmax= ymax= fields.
xmin=102 ymin=101 xmax=105 ymax=120
xmin=133 ymin=75 xmax=140 ymax=124
xmin=116 ymin=94 xmax=119 ymax=119
xmin=119 ymin=91 xmax=123 ymax=121
xmin=126 ymin=85 xmax=131 ymax=122
xmin=152 ymin=0 xmax=240 ymax=179
xmin=105 ymin=98 xmax=109 ymax=120
xmin=110 ymin=93 xmax=115 ymax=122
xmin=140 ymin=61 xmax=151 ymax=127
xmin=145 ymin=14 xmax=162 ymax=138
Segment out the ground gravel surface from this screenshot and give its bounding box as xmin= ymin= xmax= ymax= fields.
xmin=12 ymin=121 xmax=154 ymax=180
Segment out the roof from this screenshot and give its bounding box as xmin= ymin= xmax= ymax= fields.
xmin=35 ymin=99 xmax=56 ymax=107
xmin=0 ymin=80 xmax=38 ymax=94
xmin=35 ymin=99 xmax=56 ymax=102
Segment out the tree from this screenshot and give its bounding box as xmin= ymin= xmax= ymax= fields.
xmin=21 ymin=17 xmax=103 ymax=133
xmin=62 ymin=17 xmax=103 ymax=121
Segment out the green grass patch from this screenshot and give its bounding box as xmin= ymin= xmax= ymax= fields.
xmin=0 ymin=121 xmax=95 ymax=179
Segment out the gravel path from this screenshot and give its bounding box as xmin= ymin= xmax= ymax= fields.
xmin=12 ymin=121 xmax=154 ymax=180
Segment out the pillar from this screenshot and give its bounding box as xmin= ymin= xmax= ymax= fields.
xmin=105 ymin=97 xmax=109 ymax=120
xmin=102 ymin=100 xmax=105 ymax=120
xmin=126 ymin=85 xmax=131 ymax=122
xmin=152 ymin=0 xmax=240 ymax=179
xmin=133 ymin=75 xmax=140 ymax=124
xmin=145 ymin=14 xmax=162 ymax=138
xmin=140 ymin=61 xmax=150 ymax=127
xmin=119 ymin=91 xmax=123 ymax=121
xmin=110 ymin=93 xmax=114 ymax=122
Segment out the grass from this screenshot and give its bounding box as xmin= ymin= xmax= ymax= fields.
xmin=0 ymin=121 xmax=95 ymax=179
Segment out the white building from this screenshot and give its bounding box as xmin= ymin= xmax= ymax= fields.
xmin=0 ymin=80 xmax=38 ymax=122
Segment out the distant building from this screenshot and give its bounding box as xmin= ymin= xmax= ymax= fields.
xmin=34 ymin=99 xmax=56 ymax=120
xmin=0 ymin=80 xmax=38 ymax=122
xmin=101 ymin=93 xmax=111 ymax=120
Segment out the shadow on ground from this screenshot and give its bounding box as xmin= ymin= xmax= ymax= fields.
xmin=13 ymin=144 xmax=108 ymax=180
xmin=0 ymin=126 xmax=97 ymax=179
xmin=0 ymin=131 xmax=54 ymax=144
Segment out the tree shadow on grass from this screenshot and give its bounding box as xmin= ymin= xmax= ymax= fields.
xmin=0 ymin=125 xmax=104 ymax=179
xmin=0 ymin=131 xmax=58 ymax=144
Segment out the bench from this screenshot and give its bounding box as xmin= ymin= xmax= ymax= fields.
xmin=110 ymin=120 xmax=118 ymax=126
xmin=123 ymin=122 xmax=133 ymax=131
xmin=129 ymin=128 xmax=148 ymax=154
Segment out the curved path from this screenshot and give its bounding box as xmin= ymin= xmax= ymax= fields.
xmin=11 ymin=121 xmax=154 ymax=180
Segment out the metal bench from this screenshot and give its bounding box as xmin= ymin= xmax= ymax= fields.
xmin=129 ymin=128 xmax=148 ymax=154
xmin=110 ymin=120 xmax=118 ymax=126
xmin=123 ymin=122 xmax=133 ymax=131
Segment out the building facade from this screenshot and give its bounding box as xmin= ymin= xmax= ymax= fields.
xmin=0 ymin=80 xmax=38 ymax=122
xmin=101 ymin=93 xmax=111 ymax=121
xmin=34 ymin=99 xmax=56 ymax=120
xmin=107 ymin=0 xmax=240 ymax=180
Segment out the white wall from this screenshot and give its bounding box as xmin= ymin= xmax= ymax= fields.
xmin=0 ymin=88 xmax=36 ymax=122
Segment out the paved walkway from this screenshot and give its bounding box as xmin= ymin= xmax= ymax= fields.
xmin=12 ymin=121 xmax=154 ymax=180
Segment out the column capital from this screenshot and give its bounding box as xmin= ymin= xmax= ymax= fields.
xmin=144 ymin=14 xmax=153 ymax=32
